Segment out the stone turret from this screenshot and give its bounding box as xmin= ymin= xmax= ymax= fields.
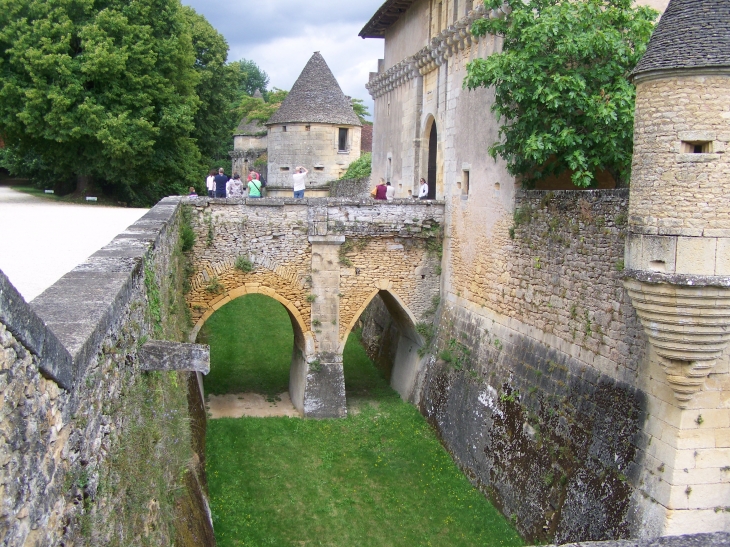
xmin=266 ymin=52 xmax=362 ymax=192
xmin=624 ymin=0 xmax=730 ymax=406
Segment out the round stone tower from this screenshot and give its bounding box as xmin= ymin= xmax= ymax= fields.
xmin=266 ymin=52 xmax=362 ymax=196
xmin=624 ymin=0 xmax=730 ymax=406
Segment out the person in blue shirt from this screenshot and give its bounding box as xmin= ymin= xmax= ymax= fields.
xmin=214 ymin=168 xmax=229 ymax=198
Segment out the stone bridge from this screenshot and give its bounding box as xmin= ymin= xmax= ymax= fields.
xmin=185 ymin=197 xmax=445 ymax=417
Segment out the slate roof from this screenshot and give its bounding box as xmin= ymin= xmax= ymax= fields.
xmin=633 ymin=0 xmax=730 ymax=78
xmin=360 ymin=0 xmax=418 ymax=38
xmin=267 ymin=52 xmax=361 ymax=126
xmin=235 ymin=117 xmax=266 ymax=136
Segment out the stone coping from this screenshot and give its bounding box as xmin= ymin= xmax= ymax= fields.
xmin=30 ymin=196 xmax=182 ymax=389
xmin=624 ymin=269 xmax=730 ymax=288
xmin=0 ymin=269 xmax=74 ymax=389
xmin=534 ymin=532 xmax=730 ymax=547
xmin=189 ymin=196 xmax=445 ymax=207
xmin=516 ymin=188 xmax=630 ymax=199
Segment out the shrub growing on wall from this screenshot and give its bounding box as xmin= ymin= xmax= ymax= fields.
xmin=340 ymin=152 xmax=372 ymax=180
xmin=464 ymin=0 xmax=658 ymax=188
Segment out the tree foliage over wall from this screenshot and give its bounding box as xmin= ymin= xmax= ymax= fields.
xmin=465 ymin=0 xmax=657 ymax=188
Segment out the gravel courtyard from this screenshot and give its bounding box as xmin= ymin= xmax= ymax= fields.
xmin=0 ymin=186 xmax=148 ymax=302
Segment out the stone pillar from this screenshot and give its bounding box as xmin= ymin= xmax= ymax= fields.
xmin=299 ymin=203 xmax=347 ymax=418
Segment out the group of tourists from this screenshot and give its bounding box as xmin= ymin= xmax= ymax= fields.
xmin=202 ymin=168 xmax=264 ymax=199
xmin=371 ymin=177 xmax=430 ymax=200
xmin=191 ymin=166 xmax=310 ymax=199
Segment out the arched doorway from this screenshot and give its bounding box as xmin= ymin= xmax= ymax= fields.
xmin=427 ymin=122 xmax=437 ymax=200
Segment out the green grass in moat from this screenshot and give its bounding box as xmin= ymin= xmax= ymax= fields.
xmin=197 ymin=294 xmax=293 ymax=397
xmin=204 ymin=296 xmax=524 ymax=547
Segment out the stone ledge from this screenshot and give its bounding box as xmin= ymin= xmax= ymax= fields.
xmin=191 ymin=196 xmax=445 ymax=207
xmin=0 ymin=269 xmax=74 ymax=389
xmin=624 ymin=269 xmax=730 ymax=288
xmin=534 ymin=532 xmax=730 ymax=547
xmin=139 ymin=340 xmax=210 ymax=374
xmin=30 ymin=196 xmax=182 ymax=388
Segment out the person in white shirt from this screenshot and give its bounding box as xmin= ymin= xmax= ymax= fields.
xmin=206 ymin=170 xmax=216 ymax=197
xmin=226 ymin=173 xmax=245 ymax=197
xmin=292 ymin=166 xmax=308 ymax=198
xmin=385 ymin=181 xmax=395 ymax=200
xmin=418 ymin=178 xmax=429 ymax=199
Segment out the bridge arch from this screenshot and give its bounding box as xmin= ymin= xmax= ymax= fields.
xmin=340 ymin=286 xmax=428 ymax=404
xmin=189 ymin=284 xmax=315 ymax=414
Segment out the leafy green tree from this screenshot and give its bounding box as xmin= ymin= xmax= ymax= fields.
xmin=234 ymin=88 xmax=289 ymax=126
xmin=184 ymin=6 xmax=239 ymax=171
xmin=464 ymin=0 xmax=657 ymax=188
xmin=0 ymin=0 xmax=202 ymax=204
xmin=230 ymin=59 xmax=270 ymax=98
xmin=351 ymin=98 xmax=372 ymax=125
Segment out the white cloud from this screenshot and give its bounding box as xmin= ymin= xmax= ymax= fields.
xmin=182 ymin=0 xmax=385 ymax=118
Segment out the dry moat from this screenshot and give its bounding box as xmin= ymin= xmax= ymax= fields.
xmin=198 ymin=294 xmax=523 ymax=547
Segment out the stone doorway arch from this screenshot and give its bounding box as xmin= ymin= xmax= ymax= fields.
xmin=190 ymin=286 xmax=315 ymax=414
xmin=341 ymin=288 xmax=427 ymax=404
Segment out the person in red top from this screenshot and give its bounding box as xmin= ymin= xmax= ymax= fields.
xmin=374 ymin=178 xmax=388 ymax=200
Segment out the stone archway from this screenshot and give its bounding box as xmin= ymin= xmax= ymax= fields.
xmin=189 ymin=286 xmax=315 ymax=415
xmin=340 ymin=288 xmax=427 ymax=404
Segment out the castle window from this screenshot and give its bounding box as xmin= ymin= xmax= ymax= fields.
xmin=681 ymin=140 xmax=712 ymax=154
xmin=283 ymin=126 xmax=287 ymax=132
xmin=280 ymin=166 xmax=290 ymax=172
xmin=305 ymin=125 xmax=311 ymax=131
xmin=462 ymin=170 xmax=470 ymax=197
xmin=338 ymin=128 xmax=349 ymax=152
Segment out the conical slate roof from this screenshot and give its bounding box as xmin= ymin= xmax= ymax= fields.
xmin=632 ymin=0 xmax=730 ymax=79
xmin=267 ymin=52 xmax=361 ymax=126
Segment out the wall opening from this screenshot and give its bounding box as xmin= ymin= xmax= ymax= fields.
xmin=462 ymin=170 xmax=470 ymax=197
xmin=427 ymin=122 xmax=438 ymax=200
xmin=338 ymin=128 xmax=349 ymax=152
xmin=681 ymin=140 xmax=712 ymax=154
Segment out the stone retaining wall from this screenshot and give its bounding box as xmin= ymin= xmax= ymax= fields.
xmin=0 ymin=198 xmax=214 ymax=546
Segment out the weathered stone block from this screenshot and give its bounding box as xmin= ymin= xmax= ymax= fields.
xmin=139 ymin=341 xmax=210 ymax=374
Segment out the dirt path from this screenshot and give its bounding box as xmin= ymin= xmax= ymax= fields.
xmin=206 ymin=392 xmax=302 ymax=418
xmin=0 ymin=187 xmax=148 ymax=301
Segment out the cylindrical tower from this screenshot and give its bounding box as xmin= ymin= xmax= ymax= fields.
xmin=624 ymin=0 xmax=730 ymax=406
xmin=265 ymin=52 xmax=362 ymax=194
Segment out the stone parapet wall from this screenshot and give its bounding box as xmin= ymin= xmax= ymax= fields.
xmin=536 ymin=531 xmax=730 ymax=547
xmin=0 ymin=198 xmax=213 ymax=546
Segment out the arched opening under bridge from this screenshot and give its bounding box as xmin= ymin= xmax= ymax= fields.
xmin=341 ymin=289 xmax=428 ymax=404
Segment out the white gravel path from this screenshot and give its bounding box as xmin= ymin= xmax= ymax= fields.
xmin=0 ymin=187 xmax=148 ymax=302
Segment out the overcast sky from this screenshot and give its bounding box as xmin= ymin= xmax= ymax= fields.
xmin=181 ymin=0 xmax=386 ymax=118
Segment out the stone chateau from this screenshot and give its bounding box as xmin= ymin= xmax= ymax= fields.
xmin=355 ymin=0 xmax=728 ymax=541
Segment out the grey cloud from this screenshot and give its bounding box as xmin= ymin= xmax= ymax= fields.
xmin=182 ymin=0 xmax=385 ymax=47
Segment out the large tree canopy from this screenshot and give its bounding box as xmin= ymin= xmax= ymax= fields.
xmin=184 ymin=6 xmax=239 ymax=170
xmin=230 ymin=59 xmax=270 ymax=99
xmin=464 ymin=0 xmax=657 ymax=188
xmin=0 ymin=0 xmax=222 ymax=204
